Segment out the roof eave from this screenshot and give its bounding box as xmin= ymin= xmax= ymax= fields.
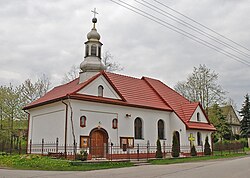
xmin=22 ymin=96 xmax=68 ymax=110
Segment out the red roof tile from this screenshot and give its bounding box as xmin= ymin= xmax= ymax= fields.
xmin=23 ymin=71 xmax=215 ymax=131
xmin=142 ymin=77 xmax=216 ymax=131
xmin=186 ymin=122 xmax=216 ymax=131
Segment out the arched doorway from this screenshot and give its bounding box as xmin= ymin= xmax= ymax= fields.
xmin=89 ymin=128 xmax=108 ymax=158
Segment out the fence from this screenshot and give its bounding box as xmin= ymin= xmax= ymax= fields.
xmin=213 ymin=142 xmax=245 ymax=155
xmin=26 ymin=138 xmax=206 ymax=160
xmin=1 ymin=138 xmax=245 ymax=160
xmin=0 ymin=138 xmax=27 ymax=155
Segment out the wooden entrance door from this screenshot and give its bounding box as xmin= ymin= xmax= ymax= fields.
xmin=90 ymin=129 xmax=107 ymax=158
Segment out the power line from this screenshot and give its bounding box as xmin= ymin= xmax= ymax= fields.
xmin=154 ymin=0 xmax=250 ymax=52
xmin=136 ymin=0 xmax=250 ymax=59
xmin=110 ymin=0 xmax=250 ymax=67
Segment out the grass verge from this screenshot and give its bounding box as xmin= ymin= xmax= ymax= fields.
xmin=149 ymin=153 xmax=247 ymax=165
xmin=0 ymin=155 xmax=133 ymax=171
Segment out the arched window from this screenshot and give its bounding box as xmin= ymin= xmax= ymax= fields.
xmin=197 ymin=112 xmax=200 ymax=121
xmin=112 ymin=118 xmax=118 ymax=129
xmin=134 ymin=117 xmax=142 ymax=139
xmin=158 ymin=119 xmax=165 ymax=139
xmin=91 ymin=44 xmax=97 ymax=56
xmin=197 ymin=132 xmax=202 ymax=146
xmin=98 ymin=46 xmax=101 ymax=58
xmin=85 ymin=45 xmax=89 ymax=57
xmin=80 ymin=116 xmax=86 ymax=128
xmin=98 ymin=85 xmax=104 ymax=97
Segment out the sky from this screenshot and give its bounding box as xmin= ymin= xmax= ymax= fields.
xmin=0 ymin=0 xmax=249 ymax=110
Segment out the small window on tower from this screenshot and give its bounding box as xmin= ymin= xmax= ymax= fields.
xmin=91 ymin=44 xmax=97 ymax=56
xmin=98 ymin=85 xmax=104 ymax=97
xmin=85 ymin=45 xmax=89 ymax=57
xmin=80 ymin=116 xmax=87 ymax=128
xmin=98 ymin=46 xmax=101 ymax=58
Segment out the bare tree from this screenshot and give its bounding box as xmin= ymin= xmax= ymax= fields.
xmin=62 ymin=51 xmax=124 ymax=84
xmin=224 ymin=98 xmax=238 ymax=111
xmin=102 ymin=51 xmax=124 ymax=72
xmin=19 ymin=74 xmax=51 ymax=104
xmin=62 ymin=65 xmax=81 ymax=84
xmin=174 ymin=64 xmax=226 ymax=113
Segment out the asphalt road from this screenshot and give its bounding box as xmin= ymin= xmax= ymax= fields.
xmin=1 ymin=156 xmax=250 ymax=178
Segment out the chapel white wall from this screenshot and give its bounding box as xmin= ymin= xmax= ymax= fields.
xmin=70 ymin=100 xmax=172 ymax=146
xmin=28 ymin=102 xmax=66 ymax=144
xmin=77 ymin=75 xmax=121 ymax=100
xmin=169 ymin=112 xmax=187 ymax=145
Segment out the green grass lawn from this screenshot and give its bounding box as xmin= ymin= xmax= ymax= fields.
xmin=149 ymin=152 xmax=247 ymax=165
xmin=0 ymin=154 xmax=133 ymax=171
xmin=0 ymin=152 xmax=248 ymax=171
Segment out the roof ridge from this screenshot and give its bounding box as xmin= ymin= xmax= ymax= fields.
xmin=105 ymin=71 xmax=142 ymax=80
xmin=143 ymin=76 xmax=191 ymax=104
xmin=50 ymin=77 xmax=79 ymax=90
xmin=102 ymin=72 xmax=127 ymax=101
xmin=142 ymin=77 xmax=173 ymax=110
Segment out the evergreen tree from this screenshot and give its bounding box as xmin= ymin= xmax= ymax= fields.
xmin=171 ymin=133 xmax=180 ymax=157
xmin=208 ymin=104 xmax=231 ymax=141
xmin=190 ymin=145 xmax=197 ymax=156
xmin=240 ymin=94 xmax=250 ymax=138
xmin=155 ymin=139 xmax=163 ymax=158
xmin=204 ymin=136 xmax=212 ymax=155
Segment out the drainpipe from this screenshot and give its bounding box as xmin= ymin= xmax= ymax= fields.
xmin=24 ymin=110 xmax=30 ymax=154
xmin=67 ymin=97 xmax=77 ymax=158
xmin=62 ymin=100 xmax=68 ymax=159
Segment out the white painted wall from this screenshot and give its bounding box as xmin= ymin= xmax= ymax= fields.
xmin=27 ymin=99 xmax=213 ymax=154
xmin=169 ymin=112 xmax=187 ymax=145
xmin=189 ymin=106 xmax=208 ymax=123
xmin=28 ymin=102 xmax=65 ymax=144
xmin=70 ymin=99 xmax=172 ymax=146
xmin=186 ymin=130 xmax=212 ymax=147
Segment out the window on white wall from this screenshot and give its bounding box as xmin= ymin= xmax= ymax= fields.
xmin=197 ymin=112 xmax=201 ymax=122
xmin=197 ymin=132 xmax=202 ymax=146
xmin=158 ymin=119 xmax=165 ymax=139
xmin=98 ymin=85 xmax=104 ymax=97
xmin=134 ymin=117 xmax=143 ymax=139
xmin=80 ymin=116 xmax=87 ymax=128
xmin=112 ymin=118 xmax=118 ymax=129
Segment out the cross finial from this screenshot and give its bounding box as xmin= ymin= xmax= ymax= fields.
xmin=188 ymin=133 xmax=195 ymax=146
xmin=91 ymin=8 xmax=98 ymax=18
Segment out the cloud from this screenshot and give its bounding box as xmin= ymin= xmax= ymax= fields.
xmin=0 ymin=0 xmax=249 ymax=108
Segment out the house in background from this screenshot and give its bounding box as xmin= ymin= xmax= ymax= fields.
xmin=23 ymin=16 xmax=216 ymax=159
xmin=221 ymin=105 xmax=241 ymax=136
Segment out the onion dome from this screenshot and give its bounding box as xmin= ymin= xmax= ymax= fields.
xmin=87 ymin=18 xmax=100 ymax=41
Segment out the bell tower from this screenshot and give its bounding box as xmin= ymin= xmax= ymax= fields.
xmin=79 ymin=8 xmax=106 ymax=83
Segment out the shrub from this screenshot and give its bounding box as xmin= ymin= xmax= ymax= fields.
xmin=190 ymin=145 xmax=197 ymax=156
xmin=204 ymin=136 xmax=211 ymax=156
xmin=155 ymin=139 xmax=163 ymax=158
xmin=239 ymin=138 xmax=248 ymax=147
xmin=76 ymin=150 xmax=88 ymax=161
xmin=171 ymin=133 xmax=180 ymax=157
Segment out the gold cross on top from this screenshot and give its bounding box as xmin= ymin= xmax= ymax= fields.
xmin=91 ymin=8 xmax=98 ymax=18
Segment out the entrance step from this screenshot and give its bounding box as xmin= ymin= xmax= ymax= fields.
xmin=130 ymin=159 xmax=151 ymax=166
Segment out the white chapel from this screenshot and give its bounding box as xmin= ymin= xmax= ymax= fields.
xmin=24 ymin=14 xmax=216 ymax=159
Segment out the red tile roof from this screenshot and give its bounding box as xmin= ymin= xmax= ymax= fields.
xmin=143 ymin=77 xmax=215 ymax=131
xmin=24 ymin=71 xmax=215 ymax=131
